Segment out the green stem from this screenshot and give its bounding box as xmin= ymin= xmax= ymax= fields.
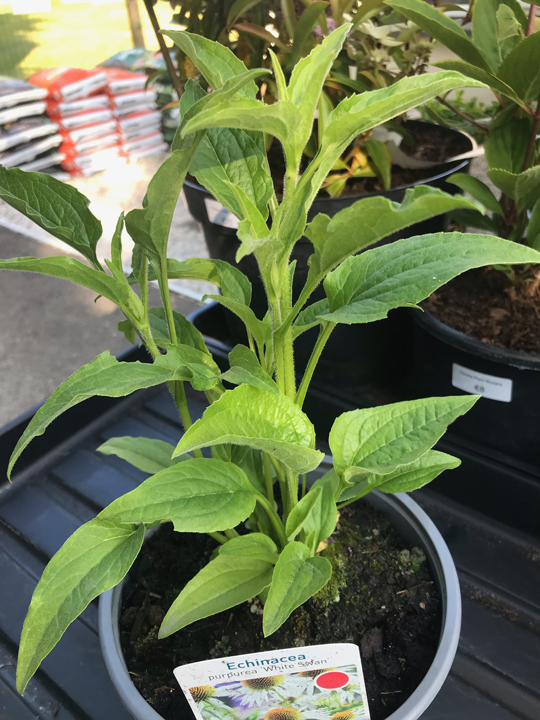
xmin=159 ymin=259 xmax=177 ymax=345
xmin=255 ymin=492 xmax=288 ymax=548
xmin=301 ymin=473 xmax=307 ymax=499
xmin=263 ymin=452 xmax=275 ymax=503
xmin=285 ymin=467 xmax=299 ymax=510
xmin=296 ymin=322 xmax=336 ymax=408
xmin=208 ymin=531 xmax=228 ymax=545
xmin=224 ymin=528 xmax=239 ymax=539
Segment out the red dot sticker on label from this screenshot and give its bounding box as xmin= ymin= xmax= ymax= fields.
xmin=315 ymin=671 xmax=350 ymax=690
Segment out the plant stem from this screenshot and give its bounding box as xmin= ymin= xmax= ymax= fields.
xmin=255 ymin=492 xmax=288 ymax=548
xmin=295 ymin=322 xmax=336 ymax=408
xmin=208 ymin=531 xmax=228 ymax=545
xmin=224 ymin=528 xmax=239 ymax=539
xmin=436 ymin=96 xmax=490 ymax=135
xmin=159 ymin=260 xmax=177 ymax=345
xmin=301 ymin=473 xmax=307 ymax=498
xmin=263 ymin=452 xmax=275 ymax=503
xmin=527 ymin=5 xmax=537 ymax=35
xmin=285 ymin=467 xmax=299 ymax=510
xmin=142 ymin=0 xmax=184 ymax=100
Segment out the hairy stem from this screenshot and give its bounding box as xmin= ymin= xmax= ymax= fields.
xmin=224 ymin=528 xmax=240 ymax=539
xmin=296 ymin=322 xmax=336 ymax=408
xmin=208 ymin=531 xmax=228 ymax=545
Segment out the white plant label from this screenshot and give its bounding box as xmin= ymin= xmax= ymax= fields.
xmin=452 ymin=363 xmax=513 ymax=402
xmin=204 ymin=198 xmax=239 ymax=229
xmin=174 ymin=642 xmax=370 ymax=720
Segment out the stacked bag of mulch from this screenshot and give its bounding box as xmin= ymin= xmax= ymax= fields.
xmin=0 ymin=77 xmax=64 ymax=175
xmin=104 ymin=69 xmax=166 ymax=161
xmin=29 ymin=67 xmax=118 ymax=176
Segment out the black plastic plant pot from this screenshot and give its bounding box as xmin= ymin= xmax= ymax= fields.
xmin=100 ymin=476 xmax=461 ymax=720
xmin=404 ymin=308 xmax=540 ymax=469
xmin=183 ymin=121 xmax=473 ymax=391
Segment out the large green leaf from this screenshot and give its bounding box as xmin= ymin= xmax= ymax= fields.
xmin=305 ymin=186 xmax=484 ymax=284
xmin=181 ymin=79 xmax=273 ymax=220
xmin=497 ymin=32 xmax=540 ymax=104
xmin=125 ymin=142 xmax=204 ymax=261
xmin=97 ymin=437 xmax=185 ymax=474
xmin=472 ymin=0 xmax=506 ymax=72
xmin=285 ymin=487 xmax=323 ymax=540
xmin=17 ymin=519 xmax=143 ymax=694
xmin=386 ymin=0 xmax=491 ymax=69
xmin=0 ymin=256 xmax=141 ymax=317
xmin=158 ymin=257 xmax=252 ymax=305
xmin=432 ymin=59 xmax=526 ymax=108
xmin=218 ymin=533 xmax=279 ymax=564
xmin=8 ymin=352 xmax=180 ymax=479
xmin=221 ymin=345 xmax=280 ymax=396
xmin=174 ymin=385 xmax=324 ymax=474
xmin=322 ymin=233 xmax=540 ymax=324
xmin=182 ymin=98 xmax=303 ymax=148
xmin=263 ymin=542 xmax=332 ymax=636
xmin=286 ymin=22 xmax=349 ymax=162
xmin=446 ymin=174 xmax=502 ymax=214
xmin=303 ymin=474 xmax=339 ymax=546
xmin=375 ymin=450 xmax=461 ymax=493
xmin=162 ymin=30 xmax=259 ymax=97
xmin=330 ymin=397 xmax=477 ymax=478
xmin=0 ymin=167 xmax=102 ymax=268
xmin=149 ymin=307 xmax=209 ymax=353
xmin=99 ymin=457 xmax=257 ymax=531
xmin=484 ymin=119 xmax=530 ymax=174
xmin=155 ymin=343 xmax=221 ymax=391
xmin=488 ymin=166 xmax=540 ymax=210
xmin=159 ymin=554 xmax=274 ymax=638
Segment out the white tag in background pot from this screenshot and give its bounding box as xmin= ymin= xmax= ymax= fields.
xmin=174 ymin=642 xmax=371 ymax=720
xmin=204 ymin=197 xmax=239 ymax=229
xmin=452 ymin=363 xmax=513 ymax=403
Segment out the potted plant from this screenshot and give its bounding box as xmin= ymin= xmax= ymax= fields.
xmin=385 ymin=0 xmax=540 ymax=466
xmin=2 ymin=26 xmax=539 ymax=720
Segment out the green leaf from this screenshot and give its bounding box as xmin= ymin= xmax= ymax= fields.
xmin=365 ymin=138 xmax=392 ymax=191
xmin=158 ymin=257 xmax=252 ymax=305
xmin=432 ymin=59 xmax=526 ymax=108
xmin=484 ymin=119 xmax=530 ymax=174
xmin=375 ymin=450 xmax=461 ymax=493
xmin=322 ymin=233 xmax=540 ymax=325
xmin=225 ymin=181 xmax=271 ymax=258
xmin=182 ymin=98 xmax=303 ymax=148
xmin=305 ymin=186 xmax=485 ymax=284
xmin=488 ymin=166 xmax=540 ymax=210
xmin=330 ymin=396 xmax=478 ymax=477
xmin=472 ymin=0 xmax=505 ymax=72
xmin=154 ymin=343 xmax=221 ymax=391
xmin=97 ymin=437 xmax=186 ymax=474
xmin=174 ymin=385 xmax=324 ymax=474
xmin=162 ymin=30 xmax=259 ymax=97
xmin=497 ymin=32 xmax=540 ymax=104
xmin=496 ymin=5 xmax=523 ymax=58
xmin=487 ymin=168 xmax=519 ymax=198
xmin=386 ymin=0 xmax=491 ymax=70
xmin=447 ymin=173 xmax=502 ymax=214
xmin=218 ymin=533 xmax=279 ymax=564
xmin=528 ymin=198 xmax=540 ymax=250
xmin=125 ymin=143 xmax=204 ymax=261
xmin=263 ymin=542 xmax=332 ymax=636
xmin=285 ymin=487 xmax=323 ymax=540
xmin=234 ymin=22 xmax=290 ymax=52
xmin=227 ymin=0 xmax=265 ymax=28
xmin=117 ymin=319 xmax=136 ymax=345
xmin=159 ymin=554 xmax=273 ymax=638
xmin=110 ymin=212 xmax=124 ymax=270
xmin=204 ymin=295 xmax=271 ymax=347
xmin=17 ymin=519 xmax=143 ymax=694
xmin=99 ymin=457 xmax=257 ymax=531
xmin=293 ymin=299 xmax=330 ymax=337
xmin=149 ymin=307 xmax=209 ymax=353
xmin=181 ymin=79 xmax=273 ymax=220
xmin=0 ymin=166 xmax=102 ymax=268
xmin=8 ymin=352 xmax=178 ymax=479
xmin=0 ymin=256 xmax=141 ymax=316
xmin=221 ymin=345 xmax=280 ymax=396
xmin=304 ymin=474 xmax=339 ymax=544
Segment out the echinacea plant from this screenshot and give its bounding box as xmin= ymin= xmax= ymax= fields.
xmin=2 ymin=26 xmax=540 ymax=697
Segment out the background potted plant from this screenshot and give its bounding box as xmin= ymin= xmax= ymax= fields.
xmin=1 ymin=26 xmax=539 ymax=720
xmin=385 ymin=0 xmax=540 ymax=467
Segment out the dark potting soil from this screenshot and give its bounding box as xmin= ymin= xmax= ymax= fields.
xmin=120 ymin=501 xmax=440 ymax=720
xmin=424 ymin=266 xmax=540 ymax=356
xmin=268 ymin=122 xmax=462 ymax=197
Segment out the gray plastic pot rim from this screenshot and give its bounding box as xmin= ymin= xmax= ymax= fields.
xmin=99 ymin=478 xmax=461 ymax=720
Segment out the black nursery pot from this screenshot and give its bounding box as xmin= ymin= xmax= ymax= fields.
xmin=183 ymin=121 xmax=473 ymax=391
xmin=404 ymin=308 xmax=540 ymax=470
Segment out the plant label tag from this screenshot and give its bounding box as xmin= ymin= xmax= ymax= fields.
xmin=204 ymin=197 xmax=239 ymax=229
xmin=452 ymin=363 xmax=513 ymax=402
xmin=174 ymin=642 xmax=371 ymax=720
